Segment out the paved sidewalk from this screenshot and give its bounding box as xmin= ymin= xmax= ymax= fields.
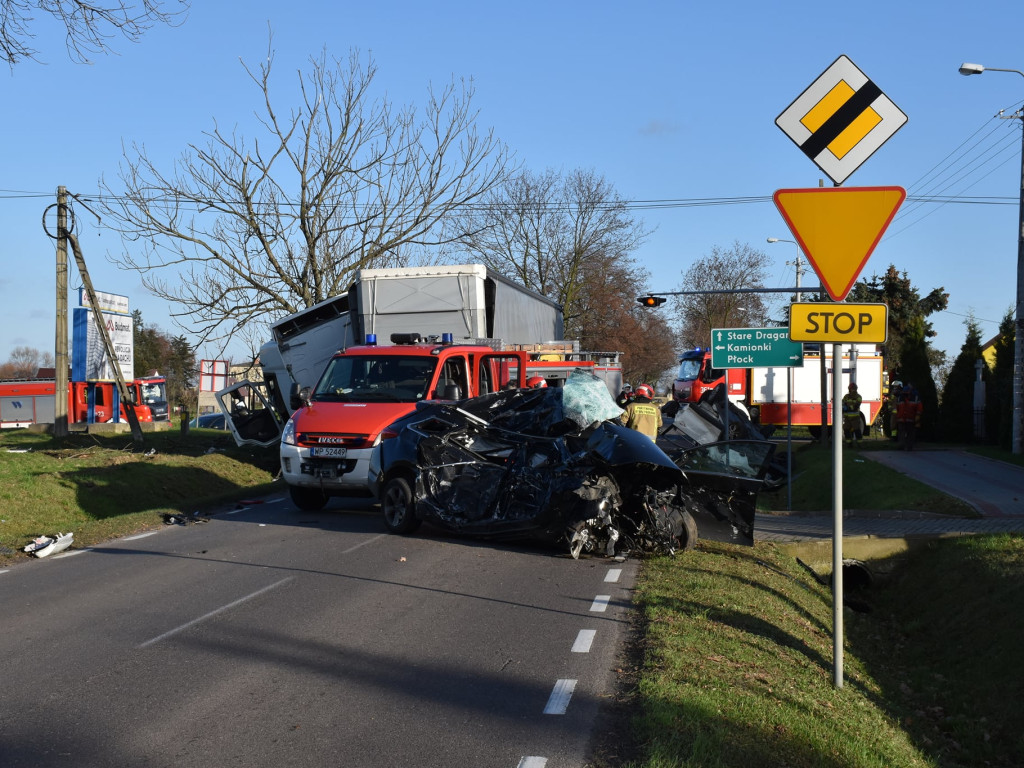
xmin=756 ymin=510 xmax=1024 ymax=543
xmin=756 ymin=448 xmax=1024 ymax=542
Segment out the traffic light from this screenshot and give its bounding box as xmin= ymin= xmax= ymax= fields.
xmin=637 ymin=295 xmax=667 ymax=308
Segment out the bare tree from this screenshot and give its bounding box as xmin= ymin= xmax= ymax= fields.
xmin=0 ymin=346 xmax=54 ymax=378
xmin=457 ymin=168 xmax=650 ymax=339
xmin=0 ymin=0 xmax=187 ymax=65
xmin=673 ymin=241 xmax=772 ymax=348
xmin=575 ymin=260 xmax=678 ymax=385
xmin=99 ymin=45 xmax=513 ymax=350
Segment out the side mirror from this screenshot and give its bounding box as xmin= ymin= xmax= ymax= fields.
xmin=290 ymin=384 xmax=312 ymax=410
xmin=443 ymin=383 xmax=462 ymax=400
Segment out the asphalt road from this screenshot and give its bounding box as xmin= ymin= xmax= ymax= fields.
xmin=0 ymin=497 xmax=637 ymax=768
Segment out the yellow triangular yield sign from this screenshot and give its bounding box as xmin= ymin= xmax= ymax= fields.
xmin=773 ymin=186 xmax=906 ymax=301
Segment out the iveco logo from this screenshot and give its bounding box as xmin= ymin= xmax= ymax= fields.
xmin=317 ymin=436 xmax=346 ymax=444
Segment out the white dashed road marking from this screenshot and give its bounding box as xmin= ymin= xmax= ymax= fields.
xmin=124 ymin=531 xmax=161 ymax=541
xmin=543 ymin=678 xmax=577 ymax=715
xmin=589 ymin=595 xmax=610 ymax=612
xmin=572 ymin=629 xmax=596 ymax=653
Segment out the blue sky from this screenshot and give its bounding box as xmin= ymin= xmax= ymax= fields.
xmin=2 ymin=0 xmax=1023 ymax=369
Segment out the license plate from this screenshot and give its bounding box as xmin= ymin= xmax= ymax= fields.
xmin=310 ymin=446 xmax=347 ymax=458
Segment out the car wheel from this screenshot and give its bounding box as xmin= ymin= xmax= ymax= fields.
xmin=289 ymin=485 xmax=328 ymax=511
xmin=382 ymin=476 xmax=421 ymax=534
xmin=672 ymin=508 xmax=698 ymax=551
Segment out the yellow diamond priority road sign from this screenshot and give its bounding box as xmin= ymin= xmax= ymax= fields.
xmin=776 ymin=55 xmax=907 ymax=185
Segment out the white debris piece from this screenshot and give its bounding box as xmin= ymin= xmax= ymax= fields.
xmin=23 ymin=532 xmax=74 ymax=558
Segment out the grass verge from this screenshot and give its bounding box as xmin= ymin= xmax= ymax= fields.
xmin=0 ymin=426 xmax=279 ymax=565
xmin=758 ymin=441 xmax=978 ymax=516
xmin=590 ymin=535 xmax=1024 ymax=768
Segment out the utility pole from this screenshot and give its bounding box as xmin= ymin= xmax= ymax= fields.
xmin=995 ymin=105 xmax=1024 ymax=454
xmin=54 ymin=187 xmax=69 ymax=438
xmin=958 ymin=63 xmax=1024 ymax=453
xmin=1015 ymin=108 xmax=1024 ymax=453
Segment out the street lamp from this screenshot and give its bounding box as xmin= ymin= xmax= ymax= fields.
xmin=767 ymin=237 xmax=805 ymax=302
xmin=959 ymin=62 xmax=1024 ymax=454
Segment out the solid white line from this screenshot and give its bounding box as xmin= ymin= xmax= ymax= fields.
xmin=589 ymin=595 xmax=610 ymax=612
xmin=604 ymin=568 xmax=622 ymax=583
xmin=572 ymin=629 xmax=596 ymax=653
xmin=138 ymin=577 xmax=294 ymax=648
xmin=543 ymin=679 xmax=577 ymax=715
xmin=341 ymin=533 xmax=387 ymax=554
xmin=124 ymin=531 xmax=161 ymax=541
xmin=53 ymin=549 xmax=90 ymax=559
xmin=517 ymin=757 xmax=547 ymax=768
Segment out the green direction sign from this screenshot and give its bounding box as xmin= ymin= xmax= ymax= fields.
xmin=711 ymin=327 xmax=804 ymax=369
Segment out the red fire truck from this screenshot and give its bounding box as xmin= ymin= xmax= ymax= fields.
xmin=671 ymin=344 xmax=885 ymax=436
xmin=0 ymin=376 xmax=169 ymax=428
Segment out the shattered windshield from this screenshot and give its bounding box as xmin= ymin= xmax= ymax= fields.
xmin=313 ymin=355 xmax=438 ymax=403
xmin=676 ymin=359 xmax=702 ymax=382
xmin=139 ymin=382 xmax=166 ymax=404
xmin=673 ymin=440 xmax=775 ymax=480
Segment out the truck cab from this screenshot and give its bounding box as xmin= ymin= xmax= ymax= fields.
xmin=672 ymin=348 xmax=746 ymax=406
xmin=133 ymin=376 xmax=169 ymax=421
xmin=279 ymin=333 xmax=533 ymax=510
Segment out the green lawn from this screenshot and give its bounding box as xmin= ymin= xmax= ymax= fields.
xmin=591 ymin=534 xmax=1024 ymax=768
xmin=0 ymin=425 xmax=279 ymax=562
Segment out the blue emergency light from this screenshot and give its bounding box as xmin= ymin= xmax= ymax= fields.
xmin=366 ymin=334 xmax=377 ymax=346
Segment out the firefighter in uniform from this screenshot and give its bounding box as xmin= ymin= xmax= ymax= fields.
xmin=619 ymin=383 xmax=662 ymax=441
xmin=841 ymin=382 xmax=863 ymax=443
xmin=615 ymin=383 xmax=634 ymax=408
xmin=886 ymin=380 xmax=903 ymax=441
xmin=896 ymin=383 xmax=923 ymax=451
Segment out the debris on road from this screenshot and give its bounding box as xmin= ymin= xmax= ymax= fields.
xmin=23 ymin=532 xmax=74 ymax=557
xmin=161 ymin=511 xmax=210 ymax=526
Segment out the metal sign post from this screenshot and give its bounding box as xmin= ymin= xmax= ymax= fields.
xmin=775 ymin=54 xmax=907 ymax=689
xmin=831 ymin=340 xmax=844 ymax=686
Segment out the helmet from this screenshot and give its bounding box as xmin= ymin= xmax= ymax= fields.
xmin=891 ymin=380 xmax=903 ymax=389
xmin=635 ymin=384 xmax=654 ymax=399
xmin=622 ymin=383 xmax=633 ymax=392
xmin=526 ymin=376 xmax=547 ymax=389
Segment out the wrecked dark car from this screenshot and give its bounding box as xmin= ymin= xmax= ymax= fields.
xmin=368 ymin=371 xmax=775 ymax=557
